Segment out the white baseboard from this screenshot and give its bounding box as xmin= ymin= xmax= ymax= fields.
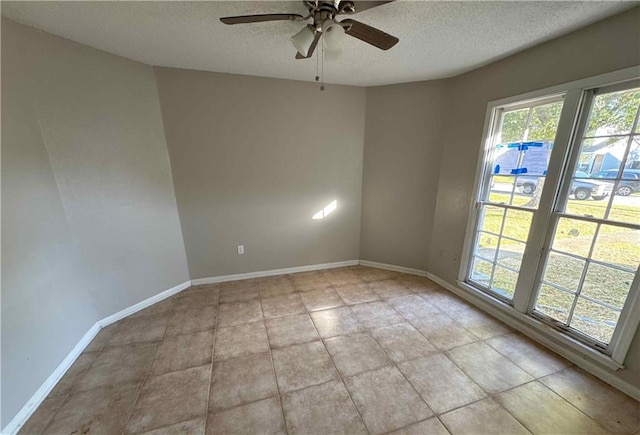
xmin=424 ymin=272 xmax=640 ymax=402
xmin=191 ymin=260 xmax=359 ymax=286
xmin=98 ymin=280 xmax=192 ymax=327
xmin=2 ymin=323 xmax=101 ymax=435
xmin=358 ymin=260 xmax=428 ymax=277
xmin=3 ymin=279 xmax=192 ymax=434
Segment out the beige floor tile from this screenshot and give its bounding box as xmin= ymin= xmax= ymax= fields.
xmin=219 ymin=286 xmax=260 ymax=304
xmin=368 ymin=279 xmax=414 ymax=299
xmin=210 ymin=351 xmax=278 ymax=411
xmin=446 ymin=342 xmax=533 ymax=394
xmin=388 ymin=417 xmax=450 ymax=435
xmin=175 ymin=288 xmax=219 ymax=309
xmin=207 ymin=397 xmax=286 ymax=435
xmin=107 ymin=313 xmax=170 ymax=347
xmin=371 ymin=323 xmax=438 ymax=363
xmin=272 ymin=341 xmax=338 ymax=393
xmin=323 ymin=268 xmax=361 ymax=286
xmin=130 ymin=298 xmax=177 ymax=319
xmin=43 ymin=383 xmax=140 ymax=434
xmin=350 ymin=301 xmax=404 ymax=329
xmin=440 ymin=398 xmax=531 ymax=435
xmin=452 ymin=307 xmax=511 ymax=339
xmin=141 ymin=418 xmax=205 ymax=434
xmin=290 ymin=272 xmax=332 ymax=292
xmin=300 ymin=288 xmax=344 ymax=311
xmin=541 ymin=367 xmax=640 ymax=434
xmin=398 ymin=353 xmax=486 ymax=414
xmin=495 ymin=381 xmax=608 ymax=434
xmin=334 ymin=283 xmax=380 ymax=305
xmin=355 ymin=267 xmax=399 ymax=282
xmin=410 ymin=313 xmax=479 ymax=351
xmin=344 ymin=366 xmax=433 ymax=435
xmin=127 ymin=365 xmax=210 ymax=433
xmin=19 ymin=395 xmax=67 ymax=435
xmin=387 ymin=295 xmax=441 ymax=323
xmin=282 ymin=380 xmax=367 ymax=434
xmin=266 ymin=313 xmax=320 ymax=348
xmin=165 ymin=305 xmax=217 ymax=337
xmin=398 ymin=277 xmax=442 ymax=295
xmin=214 ymin=321 xmax=269 ymax=360
xmin=217 ymin=299 xmax=262 ymax=327
xmin=421 ymin=291 xmax=473 ymax=313
xmin=260 ymin=281 xmax=297 ymax=298
xmin=48 ymin=352 xmax=98 ymax=397
xmin=262 ymin=294 xmax=305 ymax=319
xmin=74 ymin=342 xmax=158 ymax=392
xmin=486 ymin=332 xmax=571 ymax=378
xmin=151 ymin=330 xmax=214 ymax=375
xmin=310 ymin=306 xmax=365 ymax=338
xmin=325 ymin=333 xmax=391 ymax=377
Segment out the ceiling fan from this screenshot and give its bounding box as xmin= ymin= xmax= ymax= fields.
xmin=220 ymin=1 xmax=399 ymax=59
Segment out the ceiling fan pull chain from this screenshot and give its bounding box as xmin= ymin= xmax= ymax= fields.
xmin=320 ymin=43 xmax=325 ymax=91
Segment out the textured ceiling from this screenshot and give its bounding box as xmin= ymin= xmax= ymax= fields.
xmin=1 ymin=1 xmax=636 ymax=86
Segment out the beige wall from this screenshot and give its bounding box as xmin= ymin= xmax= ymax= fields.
xmin=154 ymin=68 xmax=365 ymax=278
xmin=360 ymin=81 xmax=448 ymax=270
xmin=1 ymin=19 xmax=189 ymax=426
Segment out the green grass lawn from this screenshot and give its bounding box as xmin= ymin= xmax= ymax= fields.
xmin=473 ymin=192 xmax=640 ymax=343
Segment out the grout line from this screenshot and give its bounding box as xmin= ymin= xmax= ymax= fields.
xmin=203 ymin=287 xmax=221 ymax=433
xmin=260 ymin=276 xmax=290 ymax=435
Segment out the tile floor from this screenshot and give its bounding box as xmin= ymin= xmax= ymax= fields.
xmin=20 ymin=266 xmax=640 ymax=434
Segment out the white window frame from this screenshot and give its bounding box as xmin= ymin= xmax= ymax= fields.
xmin=459 ymin=66 xmax=640 ymax=369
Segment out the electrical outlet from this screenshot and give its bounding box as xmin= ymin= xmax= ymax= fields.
xmin=237 ymin=245 xmax=244 ymax=255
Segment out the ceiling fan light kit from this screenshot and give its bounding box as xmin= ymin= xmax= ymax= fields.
xmin=220 ymin=1 xmax=399 ymax=59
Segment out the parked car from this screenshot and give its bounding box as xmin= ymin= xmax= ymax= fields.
xmin=516 ymin=171 xmax=613 ymax=200
xmin=591 ymin=169 xmax=640 ymax=196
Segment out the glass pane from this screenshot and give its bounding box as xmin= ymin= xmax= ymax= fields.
xmin=502 ymin=209 xmax=533 ymax=242
xmin=528 ymin=102 xmax=564 ymax=141
xmin=470 ymin=257 xmax=493 ymax=287
xmin=542 ymin=252 xmax=586 ymax=292
xmin=535 ymin=284 xmax=575 ymax=324
xmin=571 ymin=297 xmax=619 ymax=344
xmin=497 ymin=240 xmax=525 ymax=270
xmin=592 ymin=225 xmax=640 ymax=271
xmin=475 ymin=232 xmax=498 ymax=262
xmin=500 ymin=108 xmax=528 ymax=143
xmin=565 ymin=192 xmax=608 ymax=219
xmin=492 ymin=265 xmax=519 ymax=298
xmin=608 ymin=188 xmax=640 ymax=225
xmin=585 ymin=88 xmax=640 ymax=137
xmin=488 ymin=175 xmax=516 ymax=205
xmin=551 ymin=218 xmax=597 ymax=258
xmin=581 ymin=263 xmax=635 ymax=310
xmin=479 ymin=205 xmax=505 ymax=235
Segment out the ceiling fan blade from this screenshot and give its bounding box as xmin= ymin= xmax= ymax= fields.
xmin=352 ymin=1 xmax=395 ymax=14
xmin=220 ymin=14 xmax=304 ymax=25
xmin=295 ymin=31 xmax=322 ymax=59
xmin=341 ymin=19 xmax=399 ymax=50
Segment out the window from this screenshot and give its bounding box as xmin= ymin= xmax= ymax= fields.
xmin=463 ymin=72 xmax=640 ymax=364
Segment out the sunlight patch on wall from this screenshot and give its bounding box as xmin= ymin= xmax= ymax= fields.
xmin=312 ymin=200 xmax=338 ymax=220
